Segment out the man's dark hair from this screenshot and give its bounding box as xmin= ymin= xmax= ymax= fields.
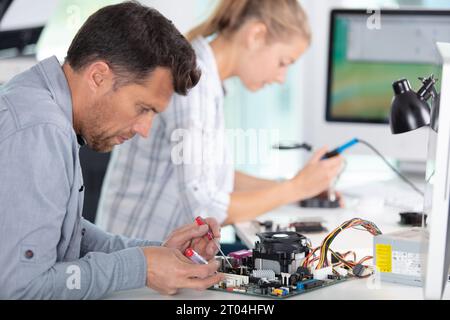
xmin=66 ymin=1 xmax=200 ymax=95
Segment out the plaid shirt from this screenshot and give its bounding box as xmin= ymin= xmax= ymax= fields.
xmin=97 ymin=37 xmax=234 ymax=241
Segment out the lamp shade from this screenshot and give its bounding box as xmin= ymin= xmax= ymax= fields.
xmin=390 ymin=79 xmax=431 ymax=134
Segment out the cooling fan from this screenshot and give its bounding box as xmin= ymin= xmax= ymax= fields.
xmin=253 ymin=232 xmax=309 ymax=274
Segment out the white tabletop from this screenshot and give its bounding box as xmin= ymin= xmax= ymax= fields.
xmin=105 ymin=276 xmax=450 ymax=300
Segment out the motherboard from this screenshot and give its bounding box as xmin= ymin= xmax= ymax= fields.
xmin=211 ymin=218 xmax=382 ymax=299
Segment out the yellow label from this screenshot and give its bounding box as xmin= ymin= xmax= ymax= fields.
xmin=375 ymin=244 xmax=392 ymax=273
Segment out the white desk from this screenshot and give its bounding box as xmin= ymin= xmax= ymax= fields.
xmin=105 ymin=279 xmax=450 ymax=300
xmin=105 ymin=160 xmax=450 ymax=300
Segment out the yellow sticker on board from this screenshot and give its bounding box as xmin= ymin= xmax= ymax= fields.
xmin=376 ymin=244 xmax=392 ymax=273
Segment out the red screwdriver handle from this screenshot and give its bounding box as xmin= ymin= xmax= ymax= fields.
xmin=195 ymin=216 xmax=214 ymax=240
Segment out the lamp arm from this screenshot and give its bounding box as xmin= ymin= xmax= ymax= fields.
xmin=430 ymin=91 xmax=440 ymax=133
xmin=418 ymin=75 xmax=438 ymax=102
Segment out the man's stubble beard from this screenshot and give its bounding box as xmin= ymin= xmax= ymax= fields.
xmin=81 ymin=101 xmax=115 ymax=153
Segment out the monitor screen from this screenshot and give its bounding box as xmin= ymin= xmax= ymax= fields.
xmin=326 ymin=10 xmax=450 ymax=124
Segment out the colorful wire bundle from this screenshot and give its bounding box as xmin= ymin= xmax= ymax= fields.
xmin=303 ymin=218 xmax=382 ymax=277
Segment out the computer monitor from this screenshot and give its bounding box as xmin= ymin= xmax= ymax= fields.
xmin=422 ymin=42 xmax=450 ymax=300
xmin=0 ymin=0 xmax=57 ymax=32
xmin=305 ymin=9 xmax=450 ymax=163
xmin=0 ymin=1 xmax=13 ymax=23
xmin=0 ymin=0 xmax=53 ymax=54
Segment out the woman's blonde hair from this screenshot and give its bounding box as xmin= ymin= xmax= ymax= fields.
xmin=187 ymin=0 xmax=311 ymax=43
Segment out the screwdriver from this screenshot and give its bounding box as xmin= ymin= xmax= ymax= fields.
xmin=195 ymin=216 xmax=233 ymax=268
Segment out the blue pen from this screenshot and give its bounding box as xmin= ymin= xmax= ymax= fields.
xmin=322 ymin=138 xmax=359 ymax=159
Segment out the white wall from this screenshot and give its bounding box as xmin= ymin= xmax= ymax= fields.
xmin=1 ymin=0 xmax=201 ymax=32
xmin=140 ymin=0 xmax=204 ymax=34
xmin=35 ymin=0 xmax=201 ymax=62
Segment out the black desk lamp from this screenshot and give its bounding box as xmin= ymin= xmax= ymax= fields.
xmin=390 ymin=75 xmax=440 ymax=133
xmin=389 ymin=75 xmax=439 ymax=226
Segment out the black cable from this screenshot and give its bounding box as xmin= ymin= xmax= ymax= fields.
xmin=426 ymin=170 xmax=435 ymax=184
xmin=356 ymin=139 xmax=425 ymax=197
xmin=273 ymin=142 xmax=312 ymax=151
xmin=272 ymin=138 xmax=424 ymax=196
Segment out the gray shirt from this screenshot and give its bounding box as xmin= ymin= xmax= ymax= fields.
xmin=0 ymin=56 xmax=158 ymax=299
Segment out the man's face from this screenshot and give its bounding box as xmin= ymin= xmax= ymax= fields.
xmin=81 ymin=67 xmax=174 ymax=153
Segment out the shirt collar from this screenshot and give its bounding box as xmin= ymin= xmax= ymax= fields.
xmin=37 ymin=56 xmax=88 ymax=147
xmin=37 ymin=56 xmax=74 ymax=128
xmin=191 ymin=37 xmax=226 ymax=97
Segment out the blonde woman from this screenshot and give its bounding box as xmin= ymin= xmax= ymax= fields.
xmin=97 ymin=0 xmax=343 ymax=242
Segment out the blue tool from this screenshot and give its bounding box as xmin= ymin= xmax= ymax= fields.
xmin=322 ymin=138 xmax=359 ymax=159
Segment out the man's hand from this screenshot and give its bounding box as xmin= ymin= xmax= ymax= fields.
xmin=162 ymin=217 xmax=221 ymax=261
xmin=290 ymin=146 xmax=344 ymax=201
xmin=142 ymin=246 xmax=224 ymax=295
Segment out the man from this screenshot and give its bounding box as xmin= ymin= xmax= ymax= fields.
xmin=0 ymin=2 xmax=222 ymax=299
